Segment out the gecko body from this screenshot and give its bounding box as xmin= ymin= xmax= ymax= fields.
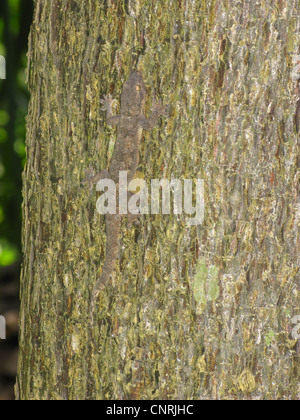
xmin=90 ymin=71 xmax=165 ymax=310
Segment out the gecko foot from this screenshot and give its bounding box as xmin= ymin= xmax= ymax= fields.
xmin=100 ymin=94 xmax=115 ymax=112
xmin=83 ymin=168 xmax=109 ymax=190
xmin=153 ymin=100 xmax=168 ymax=117
xmin=127 ymin=213 xmax=142 ymax=228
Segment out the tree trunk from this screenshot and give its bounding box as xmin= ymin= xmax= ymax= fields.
xmin=17 ymin=0 xmax=299 ymax=400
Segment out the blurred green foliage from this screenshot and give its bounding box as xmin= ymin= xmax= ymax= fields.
xmin=0 ymin=0 xmax=33 ymax=266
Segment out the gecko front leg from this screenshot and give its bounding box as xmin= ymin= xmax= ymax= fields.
xmin=100 ymin=94 xmax=121 ymax=126
xmin=83 ymin=168 xmax=109 ymax=190
xmin=139 ymin=101 xmax=167 ymax=131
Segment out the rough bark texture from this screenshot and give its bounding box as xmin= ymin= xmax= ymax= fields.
xmin=17 ymin=0 xmax=299 ymax=400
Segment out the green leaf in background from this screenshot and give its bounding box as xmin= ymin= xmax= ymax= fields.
xmin=0 ymin=110 xmax=10 ymax=126
xmin=0 ymin=0 xmax=33 ymax=261
xmin=0 ymin=238 xmax=19 ymax=266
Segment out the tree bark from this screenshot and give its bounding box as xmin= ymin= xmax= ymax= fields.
xmin=17 ymin=0 xmax=299 ymax=400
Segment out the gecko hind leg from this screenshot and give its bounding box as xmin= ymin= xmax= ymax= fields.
xmin=127 ymin=213 xmax=142 ymax=228
xmin=83 ymin=168 xmax=109 ymax=190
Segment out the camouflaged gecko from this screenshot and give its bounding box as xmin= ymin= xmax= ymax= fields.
xmin=87 ymin=71 xmax=166 ymax=311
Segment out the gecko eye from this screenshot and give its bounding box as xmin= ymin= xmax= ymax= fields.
xmin=136 ymin=84 xmax=141 ymax=91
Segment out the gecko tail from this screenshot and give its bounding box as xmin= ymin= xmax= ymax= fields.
xmin=92 ymin=262 xmax=114 ymax=302
xmin=90 ymin=256 xmax=117 ymax=319
xmin=90 ymin=215 xmax=121 ymax=317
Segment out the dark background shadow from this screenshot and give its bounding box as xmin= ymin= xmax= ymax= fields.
xmin=0 ymin=0 xmax=33 ymax=400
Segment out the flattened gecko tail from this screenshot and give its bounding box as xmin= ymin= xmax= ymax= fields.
xmin=92 ymin=277 xmax=106 ymax=301
xmin=90 ymin=273 xmax=107 ymax=316
xmin=90 ymin=215 xmax=121 ymax=319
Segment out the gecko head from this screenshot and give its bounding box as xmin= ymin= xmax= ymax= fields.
xmin=121 ymin=71 xmax=146 ymax=115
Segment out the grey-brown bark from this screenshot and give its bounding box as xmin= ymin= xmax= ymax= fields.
xmin=17 ymin=0 xmax=299 ymax=400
